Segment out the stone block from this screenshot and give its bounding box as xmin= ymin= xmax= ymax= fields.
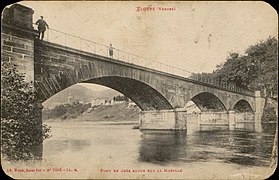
xmin=2 ymin=51 xmax=23 ymax=59
xmin=1 ymin=55 xmax=11 ymax=62
xmin=3 ymin=40 xmax=25 ymax=49
xmin=1 ymin=33 xmax=12 ymax=41
xmin=2 ymin=45 xmax=12 ymax=51
xmin=12 ymin=47 xmax=33 ymax=56
xmin=12 ymin=35 xmax=33 ymax=44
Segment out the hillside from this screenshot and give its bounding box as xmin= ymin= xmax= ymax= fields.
xmin=43 ymin=84 xmax=120 ymax=108
xmin=43 ymin=102 xmax=140 ymax=122
xmin=79 ymin=102 xmax=140 ymax=122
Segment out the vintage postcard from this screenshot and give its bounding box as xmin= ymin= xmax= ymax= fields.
xmin=1 ymin=1 xmax=278 ymax=179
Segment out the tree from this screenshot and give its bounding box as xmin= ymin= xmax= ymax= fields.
xmin=215 ymin=37 xmax=278 ymax=95
xmin=213 ymin=52 xmax=257 ymax=89
xmin=1 ymin=61 xmax=51 ymax=160
xmin=113 ymin=95 xmax=129 ymax=102
xmin=245 ymin=37 xmax=278 ymax=95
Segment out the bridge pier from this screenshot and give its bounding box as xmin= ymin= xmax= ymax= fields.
xmin=255 ymin=91 xmax=264 ymax=132
xmin=139 ymin=109 xmax=187 ymax=130
xmin=228 ymin=110 xmax=236 ymax=130
xmin=186 ymin=111 xmax=256 ymax=131
xmin=199 ymin=111 xmax=229 ymax=131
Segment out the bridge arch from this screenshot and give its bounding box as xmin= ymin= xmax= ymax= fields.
xmin=233 ymin=99 xmax=254 ymax=112
xmin=83 ymin=76 xmax=174 ymax=111
xmin=190 ymin=92 xmax=227 ymax=112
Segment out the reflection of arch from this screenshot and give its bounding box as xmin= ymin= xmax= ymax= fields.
xmin=139 ymin=131 xmax=187 ymax=164
xmin=191 ymin=92 xmax=226 ymax=112
xmin=84 ymin=76 xmax=173 ymax=111
xmin=233 ymin=100 xmax=253 ymax=112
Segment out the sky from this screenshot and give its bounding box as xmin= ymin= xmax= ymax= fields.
xmin=17 ymin=1 xmax=278 ymax=91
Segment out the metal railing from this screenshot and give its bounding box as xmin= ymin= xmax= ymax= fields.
xmin=45 ymin=28 xmax=254 ymax=96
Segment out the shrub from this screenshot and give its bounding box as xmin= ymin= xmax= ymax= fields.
xmin=1 ymin=61 xmax=51 ymax=160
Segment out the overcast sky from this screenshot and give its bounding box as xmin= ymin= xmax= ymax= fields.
xmin=18 ymin=1 xmax=277 ymax=92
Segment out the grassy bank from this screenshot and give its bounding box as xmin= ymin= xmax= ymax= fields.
xmin=43 ymin=102 xmax=140 ymax=122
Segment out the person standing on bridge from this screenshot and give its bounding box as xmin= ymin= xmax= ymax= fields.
xmin=35 ymin=16 xmax=49 ymax=40
xmin=109 ymin=43 xmax=114 ymax=58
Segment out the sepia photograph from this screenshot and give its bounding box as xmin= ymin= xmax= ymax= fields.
xmin=1 ymin=1 xmax=278 ymax=179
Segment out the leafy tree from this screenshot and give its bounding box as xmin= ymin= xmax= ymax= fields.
xmin=1 ymin=61 xmax=51 ymax=160
xmin=191 ymin=37 xmax=277 ymax=96
xmin=213 ymin=52 xmax=257 ymax=89
xmin=215 ymin=37 xmax=278 ymax=95
xmin=245 ymin=37 xmax=278 ymax=95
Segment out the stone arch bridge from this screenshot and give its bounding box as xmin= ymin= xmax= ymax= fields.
xmin=1 ymin=4 xmax=265 ymax=132
xmin=34 ymin=41 xmax=255 ymax=112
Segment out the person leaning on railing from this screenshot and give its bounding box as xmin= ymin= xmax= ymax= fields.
xmin=109 ymin=43 xmax=114 ymax=58
xmin=35 ymin=16 xmax=49 ymax=40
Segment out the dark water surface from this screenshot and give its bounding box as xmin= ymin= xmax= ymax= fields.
xmin=43 ymin=121 xmax=275 ymax=167
xmin=139 ymin=130 xmax=275 ymax=166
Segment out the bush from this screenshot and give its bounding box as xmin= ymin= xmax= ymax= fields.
xmin=1 ymin=61 xmax=51 ymax=160
xmin=262 ymin=104 xmax=277 ymax=123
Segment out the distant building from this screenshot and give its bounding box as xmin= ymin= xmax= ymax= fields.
xmin=104 ymin=99 xmax=112 ymax=106
xmin=78 ymin=100 xmax=84 ymax=104
xmin=114 ymin=100 xmax=124 ymax=104
xmin=128 ymin=101 xmax=136 ymax=107
xmin=68 ymin=95 xmax=74 ymax=104
xmin=91 ymin=98 xmax=105 ymax=107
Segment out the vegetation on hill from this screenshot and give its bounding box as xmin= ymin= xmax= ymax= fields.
xmin=43 ymin=101 xmax=91 ymax=120
xmin=113 ymin=95 xmax=129 ymax=102
xmin=43 ymin=102 xmax=140 ymax=122
xmin=80 ymin=102 xmax=140 ymax=122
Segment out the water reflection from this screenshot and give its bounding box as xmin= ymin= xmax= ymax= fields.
xmin=139 ymin=131 xmax=187 ymax=164
xmin=44 ymin=139 xmax=91 ymax=153
xmin=139 ymin=130 xmax=274 ymax=166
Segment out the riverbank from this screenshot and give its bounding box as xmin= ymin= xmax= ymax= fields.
xmin=44 ymin=120 xmax=139 ymax=126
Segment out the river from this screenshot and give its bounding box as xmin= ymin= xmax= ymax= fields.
xmin=3 ymin=121 xmax=276 ymax=179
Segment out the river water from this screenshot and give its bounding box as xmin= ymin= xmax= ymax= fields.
xmin=3 ymin=121 xmax=276 ymax=179
xmin=40 ymin=121 xmax=276 ymax=179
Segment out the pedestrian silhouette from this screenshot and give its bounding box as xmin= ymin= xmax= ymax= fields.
xmin=35 ymin=16 xmax=49 ymax=40
xmin=109 ymin=44 xmax=113 ymax=58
